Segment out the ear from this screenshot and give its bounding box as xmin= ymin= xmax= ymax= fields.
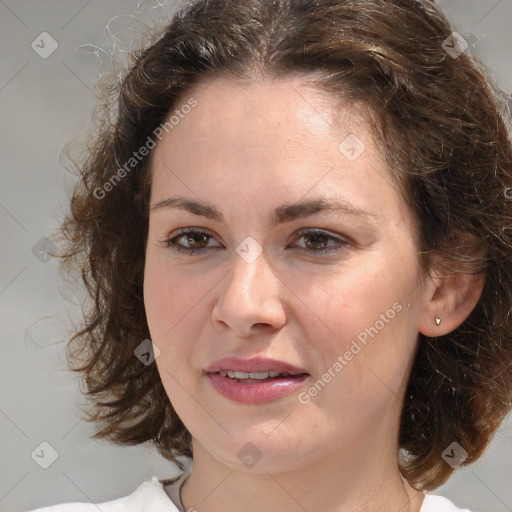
xmin=418 ymin=271 xmax=486 ymax=337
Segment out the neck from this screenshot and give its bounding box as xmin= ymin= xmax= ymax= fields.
xmin=180 ymin=432 xmax=425 ymax=512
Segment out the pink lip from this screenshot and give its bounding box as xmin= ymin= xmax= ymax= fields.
xmin=204 ymin=357 xmax=310 ymax=404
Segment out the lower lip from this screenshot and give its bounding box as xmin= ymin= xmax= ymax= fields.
xmin=206 ymin=373 xmax=309 ymax=404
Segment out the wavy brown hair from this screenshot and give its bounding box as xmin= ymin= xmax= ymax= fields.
xmin=58 ymin=0 xmax=512 ymax=490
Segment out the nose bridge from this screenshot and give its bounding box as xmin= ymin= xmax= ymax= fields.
xmin=228 ymin=241 xmax=272 ymax=303
xmin=212 ymin=240 xmax=286 ymax=332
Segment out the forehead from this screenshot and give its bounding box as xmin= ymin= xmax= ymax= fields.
xmin=148 ymin=75 xmax=411 ymax=233
xmin=176 ymin=75 xmax=367 ymax=148
xmin=152 ymin=75 xmax=384 ymax=179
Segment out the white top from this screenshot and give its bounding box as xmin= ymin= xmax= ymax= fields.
xmin=26 ymin=473 xmax=471 ymax=511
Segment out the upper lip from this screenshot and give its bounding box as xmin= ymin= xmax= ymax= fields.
xmin=204 ymin=357 xmax=309 ymax=375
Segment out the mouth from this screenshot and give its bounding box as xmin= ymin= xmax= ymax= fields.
xmin=204 ymin=357 xmax=310 ymax=403
xmin=214 ymin=370 xmax=308 ymax=383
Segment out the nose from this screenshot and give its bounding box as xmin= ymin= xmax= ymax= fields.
xmin=211 ymin=245 xmax=287 ymax=336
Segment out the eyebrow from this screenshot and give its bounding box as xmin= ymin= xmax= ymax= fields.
xmin=150 ymin=196 xmax=375 ymax=225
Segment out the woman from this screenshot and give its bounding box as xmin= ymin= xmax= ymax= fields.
xmin=30 ymin=0 xmax=512 ymax=511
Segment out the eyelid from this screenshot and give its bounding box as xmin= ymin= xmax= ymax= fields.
xmin=170 ymin=226 xmax=219 ymax=241
xmin=292 ymin=227 xmax=350 ymax=245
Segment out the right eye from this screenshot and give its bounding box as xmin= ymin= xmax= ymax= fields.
xmin=162 ymin=228 xmax=222 ymax=255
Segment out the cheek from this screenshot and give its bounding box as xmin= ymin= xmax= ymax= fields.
xmin=304 ymin=257 xmax=418 ymax=384
xmin=144 ymin=254 xmax=202 ymax=339
xmin=143 ymin=254 xmax=213 ymax=393
xmin=143 ymin=258 xmax=198 ymax=409
xmin=306 ymin=266 xmax=397 ymax=343
xmin=143 ymin=260 xmax=170 ymax=339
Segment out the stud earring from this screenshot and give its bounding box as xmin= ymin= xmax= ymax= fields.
xmin=435 ymin=317 xmax=441 ymax=326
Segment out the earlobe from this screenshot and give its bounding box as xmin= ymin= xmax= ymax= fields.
xmin=418 ymin=272 xmax=485 ymax=337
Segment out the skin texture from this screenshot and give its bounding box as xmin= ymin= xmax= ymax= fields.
xmin=143 ymin=76 xmax=483 ymax=512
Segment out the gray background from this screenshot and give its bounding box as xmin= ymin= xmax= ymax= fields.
xmin=1 ymin=1 xmax=511 ymax=511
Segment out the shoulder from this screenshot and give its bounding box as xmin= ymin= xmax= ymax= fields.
xmin=421 ymin=493 xmax=472 ymax=512
xmin=24 ymin=477 xmax=180 ymax=512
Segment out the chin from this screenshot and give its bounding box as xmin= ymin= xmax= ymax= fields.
xmin=197 ymin=427 xmax=323 ymax=474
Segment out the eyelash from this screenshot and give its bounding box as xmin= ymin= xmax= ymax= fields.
xmin=162 ymin=228 xmax=349 ymax=256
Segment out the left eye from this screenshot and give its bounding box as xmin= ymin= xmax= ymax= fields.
xmin=289 ymin=229 xmax=349 ymax=255
xmin=162 ymin=228 xmax=348 ymax=256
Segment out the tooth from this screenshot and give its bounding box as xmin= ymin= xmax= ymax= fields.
xmin=221 ymin=370 xmax=292 ymax=380
xmin=248 ymin=371 xmax=270 ymax=379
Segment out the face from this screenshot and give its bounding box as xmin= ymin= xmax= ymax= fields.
xmin=143 ymin=76 xmax=426 ymax=473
